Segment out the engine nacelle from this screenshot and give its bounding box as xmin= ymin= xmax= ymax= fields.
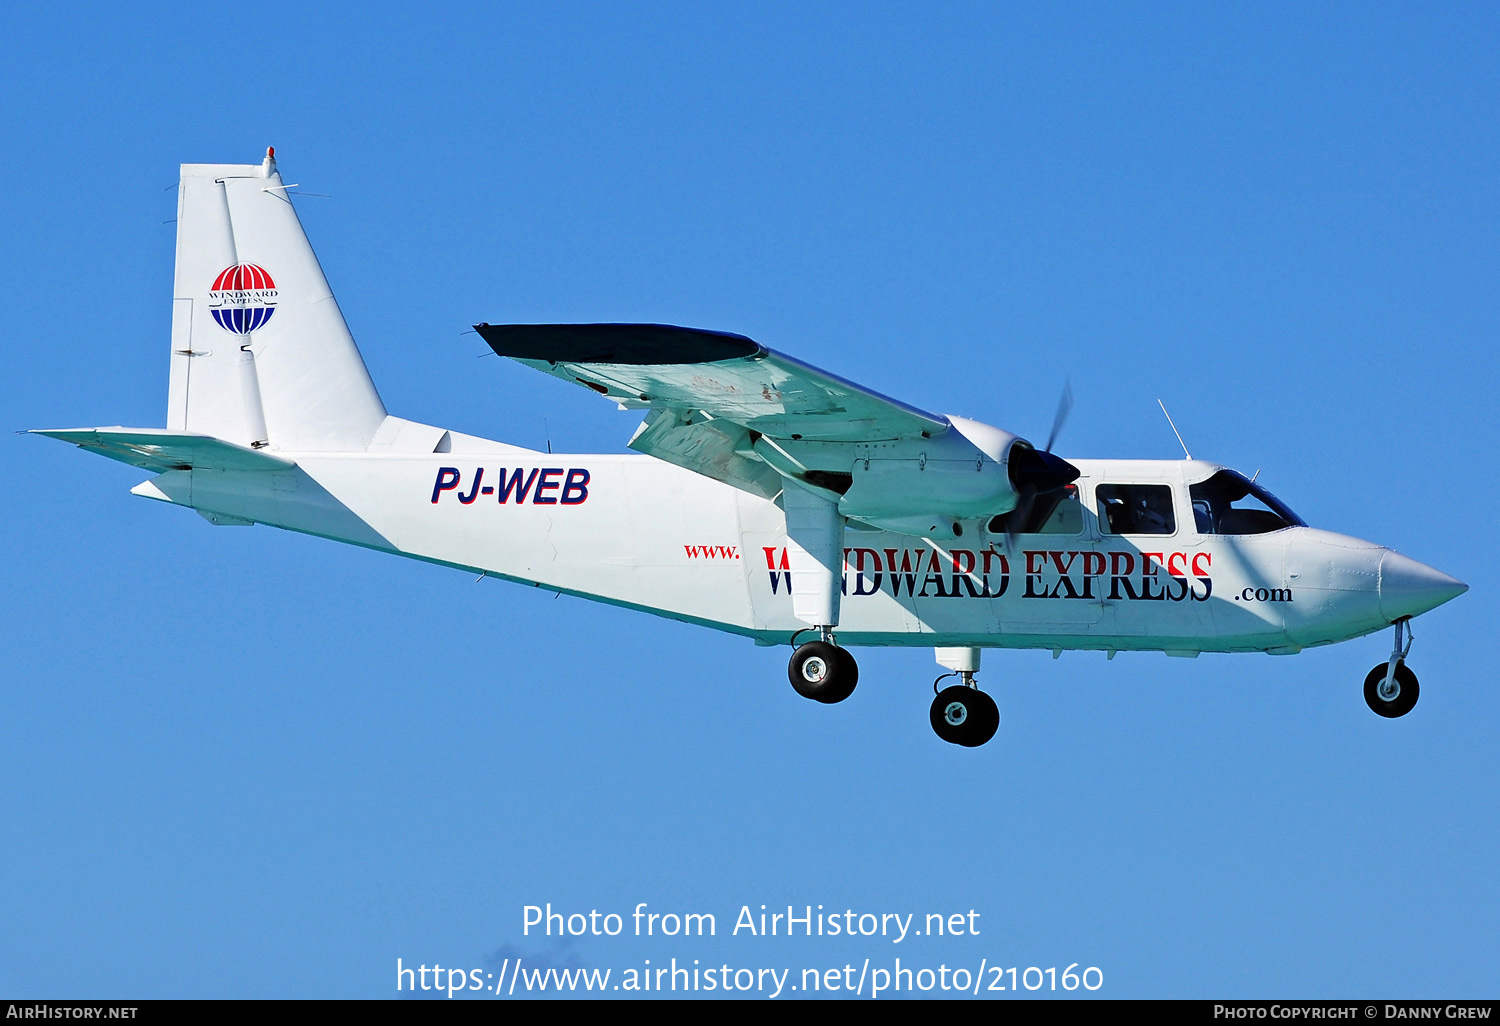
xmin=838 ymin=416 xmax=1024 ymax=521
xmin=751 ymin=415 xmax=1080 ymax=535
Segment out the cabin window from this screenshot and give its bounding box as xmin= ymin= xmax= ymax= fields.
xmin=987 ymin=484 xmax=1083 ymax=535
xmin=1188 ymin=470 xmax=1304 ymax=535
xmin=1096 ymin=484 xmax=1176 ymax=535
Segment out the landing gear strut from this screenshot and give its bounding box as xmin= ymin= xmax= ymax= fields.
xmin=1364 ymin=618 xmax=1420 ymax=718
xmin=930 ymin=669 xmax=1000 ymax=747
xmin=789 ymin=629 xmax=858 ymax=704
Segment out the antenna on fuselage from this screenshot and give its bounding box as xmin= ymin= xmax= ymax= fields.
xmin=1156 ymin=399 xmax=1193 ymax=460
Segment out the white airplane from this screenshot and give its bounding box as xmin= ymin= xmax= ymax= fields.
xmin=36 ymin=150 xmax=1468 ymax=747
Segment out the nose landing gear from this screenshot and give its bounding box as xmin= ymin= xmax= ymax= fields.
xmin=1364 ymin=618 xmax=1420 ymax=718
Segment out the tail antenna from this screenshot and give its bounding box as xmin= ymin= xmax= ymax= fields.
xmin=1156 ymin=399 xmax=1193 ymax=460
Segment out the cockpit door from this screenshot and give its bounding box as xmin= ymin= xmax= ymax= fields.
xmin=1094 ymin=478 xmax=1215 ymax=641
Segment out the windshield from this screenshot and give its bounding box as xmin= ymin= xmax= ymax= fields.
xmin=1188 ymin=470 xmax=1304 ymax=535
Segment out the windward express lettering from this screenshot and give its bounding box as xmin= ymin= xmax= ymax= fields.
xmin=762 ymin=547 xmax=1213 ymax=602
xmin=763 ymin=546 xmax=1011 ymax=599
xmin=430 ymin=466 xmax=591 ymax=505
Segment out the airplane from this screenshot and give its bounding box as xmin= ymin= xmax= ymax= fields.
xmin=34 ymin=150 xmax=1468 ymax=747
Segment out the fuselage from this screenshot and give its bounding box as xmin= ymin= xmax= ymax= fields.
xmin=132 ymin=428 xmax=1464 ymax=655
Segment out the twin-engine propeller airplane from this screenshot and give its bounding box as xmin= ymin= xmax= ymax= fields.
xmin=36 ymin=151 xmax=1468 ymax=746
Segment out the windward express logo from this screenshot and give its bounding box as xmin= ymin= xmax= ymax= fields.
xmin=208 ymin=263 xmax=278 ymax=334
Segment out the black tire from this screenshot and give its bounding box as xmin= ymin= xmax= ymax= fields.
xmin=789 ymin=641 xmax=858 ymax=703
xmin=930 ymin=685 xmax=999 ymax=747
xmin=827 ymin=646 xmax=859 ymax=703
xmin=1364 ymin=662 xmax=1419 ymax=718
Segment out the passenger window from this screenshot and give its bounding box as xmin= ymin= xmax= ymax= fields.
xmin=987 ymin=484 xmax=1083 ymax=535
xmin=1096 ymin=484 xmax=1175 ymax=535
xmin=1036 ymin=484 xmax=1083 ymax=534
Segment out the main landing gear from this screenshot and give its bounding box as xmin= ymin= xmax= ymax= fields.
xmin=928 ymin=646 xmax=998 ymax=747
xmin=788 ymin=630 xmax=858 ymax=704
xmin=1364 ymin=618 xmax=1420 ymax=718
xmin=786 ymin=637 xmax=1000 ymax=746
xmin=930 ymin=671 xmax=1000 ymax=748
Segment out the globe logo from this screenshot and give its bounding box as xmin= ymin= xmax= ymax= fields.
xmin=208 ymin=263 xmax=278 ymax=334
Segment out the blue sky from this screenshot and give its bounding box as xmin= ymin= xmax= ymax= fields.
xmin=2 ymin=2 xmax=1496 ymax=999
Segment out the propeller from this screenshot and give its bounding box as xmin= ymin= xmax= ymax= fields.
xmin=1005 ymin=481 xmax=1037 ymax=554
xmin=1044 ymin=380 xmax=1073 ymax=454
xmin=1005 ymin=383 xmax=1079 ymax=551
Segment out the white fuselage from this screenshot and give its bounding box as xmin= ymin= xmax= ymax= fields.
xmin=135 ymin=438 xmax=1429 ymax=656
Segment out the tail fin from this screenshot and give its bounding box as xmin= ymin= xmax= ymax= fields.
xmin=167 ymin=148 xmax=386 ymax=451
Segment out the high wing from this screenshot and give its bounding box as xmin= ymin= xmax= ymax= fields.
xmin=474 ymin=323 xmax=947 ymax=439
xmin=475 ymin=323 xmax=1076 ymax=530
xmin=475 ymin=322 xmax=953 ymax=501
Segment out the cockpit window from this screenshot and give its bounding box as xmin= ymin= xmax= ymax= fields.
xmin=1096 ymin=484 xmax=1175 ymax=535
xmin=1188 ymin=470 xmax=1305 ymax=535
xmin=988 ymin=484 xmax=1083 ymax=535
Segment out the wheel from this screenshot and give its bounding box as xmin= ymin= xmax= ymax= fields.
xmin=929 ymin=685 xmax=999 ymax=746
xmin=788 ymin=641 xmax=858 ymax=703
xmin=1364 ymin=662 xmax=1419 ymax=718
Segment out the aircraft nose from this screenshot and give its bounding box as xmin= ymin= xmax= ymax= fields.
xmin=1379 ymin=550 xmax=1468 ymax=622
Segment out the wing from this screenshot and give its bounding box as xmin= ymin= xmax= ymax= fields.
xmin=476 ymin=323 xmax=946 ymax=441
xmin=475 ymin=323 xmax=952 ymax=499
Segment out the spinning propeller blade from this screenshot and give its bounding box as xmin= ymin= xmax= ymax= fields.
xmin=1045 ymin=380 xmax=1073 ymax=455
xmin=1005 ymin=383 xmax=1079 ymax=551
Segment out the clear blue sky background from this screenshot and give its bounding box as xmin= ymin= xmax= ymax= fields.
xmin=2 ymin=2 xmax=1496 ymax=999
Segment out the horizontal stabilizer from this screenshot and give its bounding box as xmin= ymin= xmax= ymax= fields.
xmin=31 ymin=428 xmax=295 ymax=473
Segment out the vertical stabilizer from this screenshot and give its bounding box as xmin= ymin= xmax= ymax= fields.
xmin=167 ymin=149 xmax=387 ymax=451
